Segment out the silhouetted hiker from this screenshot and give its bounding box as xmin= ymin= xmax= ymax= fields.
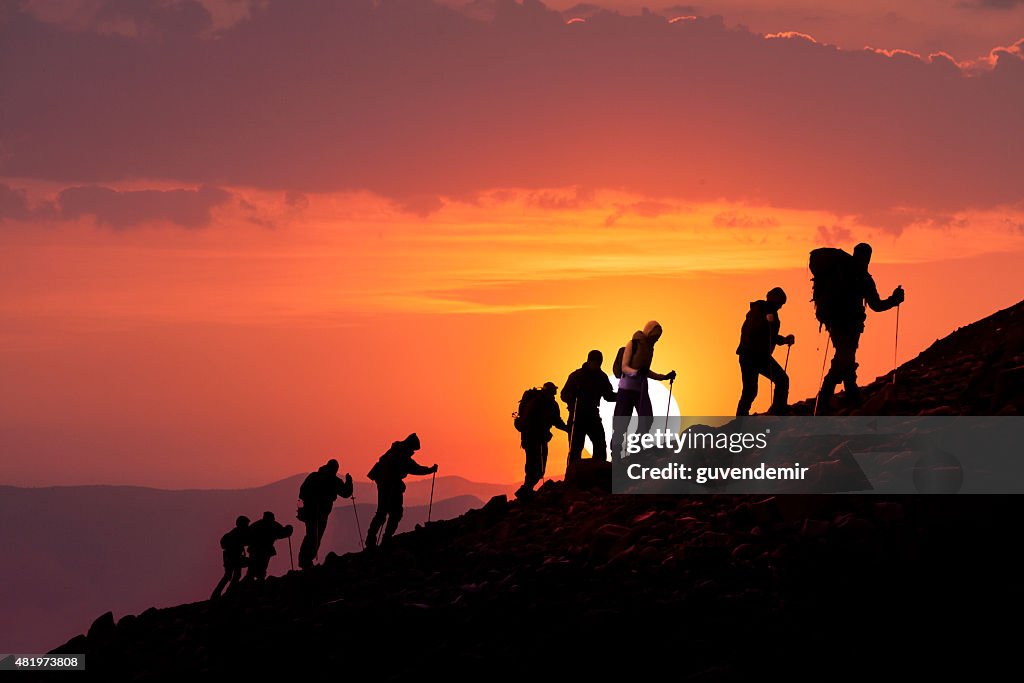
xmin=296 ymin=459 xmax=353 ymax=569
xmin=561 ymin=350 xmax=616 ymax=462
xmin=514 ymin=382 xmax=569 ymax=499
xmin=365 ymin=433 xmax=437 ymax=548
xmin=736 ymin=287 xmax=795 ymax=416
xmin=610 ymin=321 xmax=676 ymax=457
xmin=810 ymin=243 xmax=905 ymax=413
xmin=244 ymin=511 xmax=293 ymax=582
xmin=211 ymin=515 xmax=250 ymax=599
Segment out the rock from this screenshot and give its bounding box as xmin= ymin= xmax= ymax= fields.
xmin=731 ymin=543 xmax=757 ymax=560
xmin=632 ymin=510 xmax=657 ymax=524
xmin=873 ymin=501 xmax=905 ymax=523
xmin=88 ymin=611 xmax=116 ymax=641
xmin=482 ymin=494 xmax=508 ymax=514
xmin=800 ymin=519 xmax=830 ymax=539
xmin=749 ymin=497 xmax=780 ymax=525
xmin=564 ymin=458 xmax=612 ymax=491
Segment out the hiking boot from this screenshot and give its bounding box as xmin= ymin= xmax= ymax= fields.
xmin=514 ymin=485 xmax=535 ymax=501
xmin=767 ymin=403 xmax=790 ymax=416
xmin=841 ymin=388 xmax=863 ymax=409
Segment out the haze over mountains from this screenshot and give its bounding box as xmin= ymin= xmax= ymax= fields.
xmin=0 ymin=475 xmax=511 ymax=652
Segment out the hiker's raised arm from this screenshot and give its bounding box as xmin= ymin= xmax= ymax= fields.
xmin=337 ymin=473 xmax=353 ymax=498
xmin=602 ymin=374 xmax=617 ymax=402
xmin=865 ymin=274 xmax=902 ymax=312
xmin=407 ymin=459 xmax=433 ymax=476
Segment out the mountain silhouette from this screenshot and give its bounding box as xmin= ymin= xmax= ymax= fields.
xmin=39 ymin=301 xmax=1024 ymax=678
xmin=0 ymin=476 xmax=510 ymax=653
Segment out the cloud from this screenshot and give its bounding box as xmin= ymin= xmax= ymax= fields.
xmin=0 ymin=183 xmax=58 ymax=223
xmin=712 ymin=211 xmax=780 ymax=228
xmin=816 ymin=224 xmax=853 ymax=245
xmin=56 ymin=185 xmax=231 ymax=228
xmin=1 ymin=1 xmax=1022 ymax=228
xmin=525 ymin=187 xmax=596 ymax=210
xmin=0 ymin=184 xmax=34 ymax=221
xmin=958 ymin=0 xmax=1024 ymax=9
xmin=21 ymin=0 xmax=215 ymax=38
xmin=604 ymin=200 xmax=675 ymax=227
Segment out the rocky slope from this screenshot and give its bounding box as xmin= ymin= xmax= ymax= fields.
xmin=48 ymin=301 xmax=1024 ymax=679
xmin=790 ymin=299 xmax=1024 ymax=415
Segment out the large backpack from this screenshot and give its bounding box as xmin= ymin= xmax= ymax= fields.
xmin=612 ymin=340 xmax=639 ymax=379
xmin=298 ymin=471 xmax=318 ymax=502
xmin=368 ymin=448 xmax=401 ymax=482
xmin=513 ymin=388 xmax=544 ymax=432
xmin=809 ymin=248 xmax=858 ymax=328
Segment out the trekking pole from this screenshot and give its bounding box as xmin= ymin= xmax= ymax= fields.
xmin=892 ymin=303 xmax=901 ymax=385
xmin=288 ymin=535 xmax=294 ymax=571
xmin=664 ymin=378 xmax=674 ymax=432
xmin=351 ymin=496 xmax=364 ymax=550
xmin=784 ymin=344 xmax=791 ymax=373
xmin=566 ymin=397 xmax=578 ymax=471
xmin=813 ymin=337 xmax=831 ymax=416
xmin=427 ymin=469 xmax=436 ymax=523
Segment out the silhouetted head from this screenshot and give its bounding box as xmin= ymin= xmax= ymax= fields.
xmin=643 ymin=320 xmax=663 ymax=343
xmin=586 ymin=349 xmax=603 ymax=369
xmin=235 ymin=515 xmax=250 ymax=528
xmin=766 ymin=287 xmax=787 ymax=308
xmin=400 ymin=433 xmax=421 ymax=451
xmin=853 ymin=242 xmax=872 ymax=269
xmin=262 ymin=511 xmax=275 ymax=522
xmin=324 ymin=459 xmax=340 ymax=474
xmin=542 ymin=381 xmax=558 ymax=396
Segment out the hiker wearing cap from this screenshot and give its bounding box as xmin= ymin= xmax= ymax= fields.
xmin=365 ymin=433 xmax=437 ymax=548
xmin=514 ymin=382 xmax=569 ymax=500
xmin=296 ymin=459 xmax=353 ymax=569
xmin=244 ymin=511 xmax=293 ymax=581
xmin=211 ymin=515 xmax=251 ymax=599
xmin=561 ymin=350 xmax=617 ymax=462
xmin=810 ymin=242 xmax=905 ymax=413
xmin=736 ymin=287 xmax=795 ymax=416
xmin=610 ymin=321 xmax=676 ymax=458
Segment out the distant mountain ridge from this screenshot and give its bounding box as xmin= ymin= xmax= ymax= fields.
xmin=0 ymin=476 xmax=511 ymax=652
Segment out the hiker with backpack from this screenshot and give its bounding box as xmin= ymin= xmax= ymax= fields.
xmin=244 ymin=511 xmax=293 ymax=582
xmin=296 ymin=459 xmax=353 ymax=569
xmin=365 ymin=433 xmax=437 ymax=548
xmin=810 ymin=242 xmax=905 ymax=413
xmin=610 ymin=321 xmax=677 ymax=458
xmin=514 ymin=382 xmax=569 ymax=499
xmin=211 ymin=515 xmax=251 ymax=599
xmin=561 ymin=350 xmax=617 ymax=463
xmin=736 ymin=287 xmax=795 ymax=416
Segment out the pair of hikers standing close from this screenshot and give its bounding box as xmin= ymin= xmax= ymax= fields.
xmin=213 ymin=434 xmax=437 ymax=597
xmin=296 ymin=434 xmax=436 ymax=563
xmin=738 ymin=242 xmax=904 ymax=416
xmin=513 ymin=241 xmax=905 ymax=498
xmin=211 ymin=511 xmax=294 ymax=599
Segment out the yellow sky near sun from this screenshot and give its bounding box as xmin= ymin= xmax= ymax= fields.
xmin=2 ymin=186 xmax=1023 ymax=487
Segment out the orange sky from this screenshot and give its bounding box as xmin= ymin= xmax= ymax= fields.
xmin=2 ymin=188 xmax=1023 ymax=488
xmin=1 ymin=1 xmax=1023 ymax=488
